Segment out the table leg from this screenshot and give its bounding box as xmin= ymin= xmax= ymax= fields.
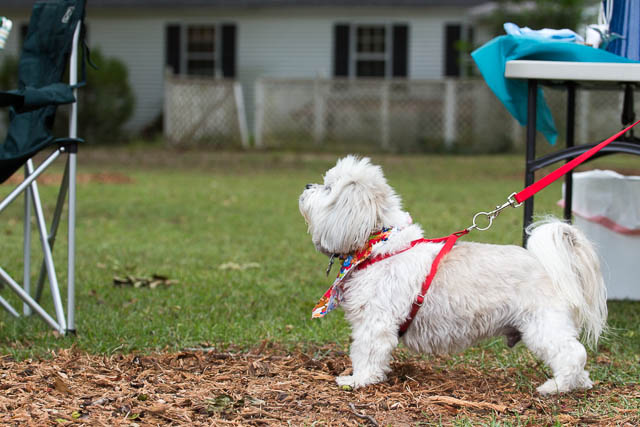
xmin=564 ymin=83 xmax=576 ymax=222
xmin=523 ymin=79 xmax=537 ymax=245
xmin=622 ymin=83 xmax=636 ymax=132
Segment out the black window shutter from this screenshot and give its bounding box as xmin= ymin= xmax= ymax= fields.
xmin=221 ymin=23 xmax=237 ymax=78
xmin=165 ymin=24 xmax=181 ymax=75
xmin=333 ymin=23 xmax=350 ymax=77
xmin=392 ymin=24 xmax=409 ymax=77
xmin=444 ymin=23 xmax=462 ymax=77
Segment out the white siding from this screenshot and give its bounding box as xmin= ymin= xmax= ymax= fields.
xmin=89 ymin=17 xmax=166 ymax=132
xmin=237 ymin=12 xmax=334 ymax=129
xmin=0 ymin=6 xmax=475 ymax=134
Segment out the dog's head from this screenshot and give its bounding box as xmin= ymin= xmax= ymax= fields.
xmin=299 ymin=155 xmax=409 ymax=256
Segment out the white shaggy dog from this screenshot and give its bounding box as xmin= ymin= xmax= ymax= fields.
xmin=299 ymin=155 xmax=607 ymax=395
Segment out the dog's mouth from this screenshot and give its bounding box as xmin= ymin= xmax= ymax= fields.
xmin=299 ymin=189 xmax=315 ymax=231
xmin=301 ymin=214 xmax=310 ymax=230
xmin=298 ymin=202 xmax=311 ymax=232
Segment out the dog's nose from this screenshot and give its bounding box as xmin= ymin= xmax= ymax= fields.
xmin=305 ymin=184 xmax=313 ymax=190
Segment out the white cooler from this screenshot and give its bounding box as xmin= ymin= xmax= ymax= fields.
xmin=564 ymin=170 xmax=640 ymax=300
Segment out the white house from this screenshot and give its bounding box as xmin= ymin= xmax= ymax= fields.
xmin=0 ymin=0 xmax=488 ymax=135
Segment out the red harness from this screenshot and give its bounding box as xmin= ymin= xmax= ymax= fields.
xmin=356 ymin=229 xmax=469 ymax=337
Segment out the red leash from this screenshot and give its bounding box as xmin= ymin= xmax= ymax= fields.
xmin=371 ymin=119 xmax=640 ymax=337
xmin=514 ymin=119 xmax=640 ymax=204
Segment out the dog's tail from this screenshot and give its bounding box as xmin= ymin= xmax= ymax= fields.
xmin=526 ymin=218 xmax=607 ymax=348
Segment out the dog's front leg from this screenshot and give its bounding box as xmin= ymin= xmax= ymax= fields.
xmin=337 ymin=320 xmax=398 ymax=388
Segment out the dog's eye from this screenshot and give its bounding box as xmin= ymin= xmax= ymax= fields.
xmin=324 ymin=185 xmax=331 ymax=192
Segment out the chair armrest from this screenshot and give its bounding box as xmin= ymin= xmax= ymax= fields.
xmin=0 ymin=83 xmax=76 ymax=112
xmin=23 ymin=83 xmax=76 ymax=109
xmin=0 ymin=90 xmax=25 ymax=108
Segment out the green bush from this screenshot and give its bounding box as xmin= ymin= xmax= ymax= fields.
xmin=74 ymin=47 xmax=135 ymax=143
xmin=0 ymin=48 xmax=135 ymax=144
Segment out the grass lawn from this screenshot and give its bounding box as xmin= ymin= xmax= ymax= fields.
xmin=0 ymin=146 xmax=638 ymax=424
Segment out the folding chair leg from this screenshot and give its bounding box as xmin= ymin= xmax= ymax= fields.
xmin=32 ymin=151 xmax=77 ymax=333
xmin=34 ymin=160 xmax=70 ymax=302
xmin=67 ymin=22 xmax=79 ymax=333
xmin=0 ymin=294 xmax=20 ymax=318
xmin=26 ymin=159 xmax=67 ymax=333
xmin=0 ymin=266 xmax=62 ymax=331
xmin=23 ymin=166 xmax=32 ymax=316
xmin=67 ymin=151 xmax=76 ymax=333
xmin=0 ymin=150 xmax=62 ymax=214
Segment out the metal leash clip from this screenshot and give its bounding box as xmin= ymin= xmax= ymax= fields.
xmin=326 ymin=253 xmax=337 ymax=276
xmin=466 ymin=192 xmax=522 ymax=232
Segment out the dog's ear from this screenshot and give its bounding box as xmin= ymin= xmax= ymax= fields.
xmin=318 ymin=180 xmax=377 ymax=254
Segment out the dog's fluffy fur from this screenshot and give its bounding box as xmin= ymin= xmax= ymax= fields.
xmin=299 ymin=156 xmax=607 ymax=395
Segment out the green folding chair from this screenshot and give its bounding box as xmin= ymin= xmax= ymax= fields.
xmin=0 ymin=0 xmax=87 ymax=335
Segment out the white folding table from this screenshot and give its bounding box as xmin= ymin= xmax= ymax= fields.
xmin=505 ymin=60 xmax=640 ymax=243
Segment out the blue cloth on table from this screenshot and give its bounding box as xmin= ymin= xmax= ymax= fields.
xmin=471 ymin=35 xmax=638 ymax=144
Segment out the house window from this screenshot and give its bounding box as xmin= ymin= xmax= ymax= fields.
xmin=165 ymin=23 xmax=236 ymax=78
xmin=334 ymin=23 xmax=408 ymax=78
xmin=185 ymin=25 xmax=217 ymax=76
xmin=355 ymin=25 xmax=387 ymax=77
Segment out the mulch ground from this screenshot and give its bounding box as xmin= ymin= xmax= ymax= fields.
xmin=5 ymin=172 xmax=135 ymax=186
xmin=1 ymin=345 xmax=638 ymax=426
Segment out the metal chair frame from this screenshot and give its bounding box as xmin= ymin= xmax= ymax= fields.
xmin=0 ymin=23 xmax=80 ymax=335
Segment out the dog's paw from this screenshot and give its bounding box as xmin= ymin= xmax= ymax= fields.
xmin=537 ymin=374 xmax=593 ymax=395
xmin=537 ymin=379 xmax=562 ymax=395
xmin=336 ymin=375 xmax=356 ymax=388
xmin=336 ymin=373 xmax=385 ymax=389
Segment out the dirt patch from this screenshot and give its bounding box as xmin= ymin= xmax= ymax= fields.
xmin=0 ymin=347 xmax=638 ymax=426
xmin=4 ymin=172 xmax=135 ymax=186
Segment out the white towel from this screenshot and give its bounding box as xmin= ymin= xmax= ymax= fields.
xmin=504 ymin=22 xmax=584 ymax=43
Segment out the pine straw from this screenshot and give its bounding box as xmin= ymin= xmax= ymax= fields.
xmin=0 ymin=346 xmax=637 ymax=426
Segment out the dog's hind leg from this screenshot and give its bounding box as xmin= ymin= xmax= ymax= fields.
xmin=504 ymin=327 xmax=521 ymax=347
xmin=520 ymin=309 xmax=593 ymax=395
xmin=336 ymin=321 xmax=398 ymax=389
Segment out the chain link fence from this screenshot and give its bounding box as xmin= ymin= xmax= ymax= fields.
xmin=255 ymin=78 xmax=520 ymax=153
xmin=535 ymin=87 xmax=629 ymax=157
xmin=162 ymin=75 xmax=638 ymax=153
xmin=164 ymin=73 xmax=249 ymax=148
xmin=254 ymin=78 xmax=638 ymax=153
